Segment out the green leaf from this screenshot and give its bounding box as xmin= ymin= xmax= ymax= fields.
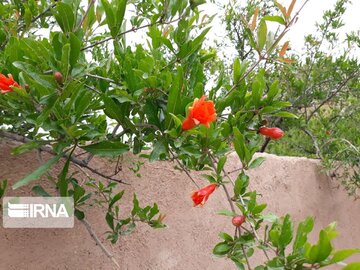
xmin=324 ymin=222 xmax=338 ymax=240
xmin=343 ymin=263 xmax=360 ymax=270
xmin=190 ymin=0 xmax=206 ymax=9
xmin=201 ymin=174 xmax=217 ymax=183
xmin=217 ymin=209 xmax=236 ymax=216
xmin=293 ymin=217 xmax=314 ymax=252
xmin=213 ymin=242 xmax=231 ymax=256
xmin=24 ymin=7 xmax=32 ymax=28
xmin=232 ymin=258 xmax=245 ymax=270
xmin=247 ymin=191 xmax=257 ymax=212
xmin=58 ymin=150 xmax=73 ymax=197
xmin=233 ymin=58 xmax=241 ymax=83
xmin=279 ymin=214 xmax=293 ymax=249
xmin=257 ymin=20 xmax=267 ymax=51
xmin=106 ymin=212 xmax=114 ymax=230
xmin=234 ymin=172 xmax=249 ymax=196
xmin=330 ymin=249 xmax=360 ymax=263
xmin=101 ymin=0 xmax=115 ymax=27
xmin=169 ymin=113 xmax=182 ymax=128
xmin=115 ymin=0 xmax=127 ymax=34
xmin=74 ymin=209 xmax=85 ymax=220
xmin=219 ymin=232 xmax=233 ymax=242
xmin=11 ymin=141 xmax=48 ymax=156
xmin=72 ymin=185 xmax=85 ymax=203
xmin=166 ymin=67 xmax=183 ymax=127
xmin=148 ymin=203 xmax=159 ymax=220
xmin=217 ymin=156 xmax=227 ymax=175
xmin=131 ymin=193 xmax=140 ymax=216
xmin=13 ymin=154 xmax=61 ymax=190
xmin=248 ymin=157 xmax=265 ymax=169
xmin=261 ymin=106 xmax=278 ymax=116
xmin=179 ymin=27 xmax=210 ymax=58
xmin=32 ymin=185 xmax=51 ymax=197
xmin=273 ymin=111 xmax=298 ymax=119
xmin=252 ymin=203 xmax=267 ymax=215
xmin=69 ymin=33 xmax=81 ymax=68
xmin=308 ymin=230 xmax=332 ymax=262
xmin=54 ymin=3 xmax=75 ymax=33
xmin=267 ymin=80 xmax=280 ymax=101
xmin=0 ymin=179 xmax=8 ymax=199
xmin=61 ymin=43 xmax=71 ymax=77
xmin=109 ymin=190 xmax=125 ymax=209
xmin=252 ymin=79 xmax=262 ymax=106
xmin=103 ymin=96 xmax=127 ymax=125
xmin=316 ymin=231 xmax=333 ymax=262
xmin=13 ymin=61 xmax=53 ymax=89
xmin=149 ymin=140 xmax=167 ymax=161
xmin=81 ymin=141 xmax=129 ymax=157
xmin=261 ymin=213 xmax=278 ymax=222
xmin=269 ymin=223 xmax=281 ymax=248
xmin=233 ymin=127 xmax=249 ymax=164
xmin=262 ymin=15 xmax=286 ymax=25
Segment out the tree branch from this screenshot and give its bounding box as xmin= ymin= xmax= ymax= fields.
xmin=307 ymin=70 xmax=359 ymax=121
xmin=17 ymin=3 xmax=57 ymax=31
xmin=81 ymin=218 xmax=120 ymax=269
xmin=0 ymin=130 xmax=128 ymax=185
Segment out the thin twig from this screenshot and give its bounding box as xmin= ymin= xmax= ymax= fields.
xmin=307 ymin=70 xmax=359 ymax=121
xmin=208 ymin=155 xmax=236 ymax=212
xmin=169 ymin=150 xmax=200 ymax=188
xmin=75 ymin=0 xmax=96 ymax=32
xmin=241 ymin=243 xmax=252 ymax=270
xmin=112 ymin=124 xmax=121 ymax=137
xmin=226 ymin=167 xmax=243 ymax=176
xmin=301 ymin=128 xmax=321 ymax=158
xmin=84 ymin=84 xmax=102 ymax=95
xmin=17 ymin=3 xmax=57 ymax=31
xmin=81 ymin=17 xmax=181 ymax=51
xmin=86 ymin=73 xmax=116 ymax=84
xmin=80 ymin=218 xmax=120 ymax=269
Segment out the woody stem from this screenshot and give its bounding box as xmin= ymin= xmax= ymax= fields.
xmin=208 ymin=154 xmax=235 ymax=212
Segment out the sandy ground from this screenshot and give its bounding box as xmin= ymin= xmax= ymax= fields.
xmin=0 ymin=139 xmax=359 ymax=270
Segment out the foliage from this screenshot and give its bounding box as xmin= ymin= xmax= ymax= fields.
xmin=260 ymin=0 xmax=358 ymax=198
xmin=0 ymin=0 xmax=359 ymax=269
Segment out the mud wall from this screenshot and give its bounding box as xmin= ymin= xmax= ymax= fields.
xmin=1 ymin=139 xmax=359 ymax=269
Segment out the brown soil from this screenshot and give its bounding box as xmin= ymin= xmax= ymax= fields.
xmin=0 ymin=139 xmax=359 ymax=270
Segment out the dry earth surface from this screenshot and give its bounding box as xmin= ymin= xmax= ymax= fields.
xmin=0 ymin=139 xmax=359 ymax=270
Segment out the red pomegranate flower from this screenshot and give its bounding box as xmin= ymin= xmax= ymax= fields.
xmin=0 ymin=73 xmax=21 ymax=94
xmin=259 ymin=127 xmax=284 ymax=140
xmin=191 ymin=183 xmax=217 ymax=207
xmin=182 ymin=95 xmax=216 ymax=130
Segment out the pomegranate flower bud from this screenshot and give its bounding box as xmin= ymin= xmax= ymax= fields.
xmin=182 ymin=95 xmax=216 ymax=130
xmin=259 ymin=127 xmax=284 ymax=140
xmin=232 ymin=215 xmax=246 ymax=227
xmin=191 ymin=183 xmax=217 ymax=207
xmin=54 ymin=71 xmax=63 ymax=84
